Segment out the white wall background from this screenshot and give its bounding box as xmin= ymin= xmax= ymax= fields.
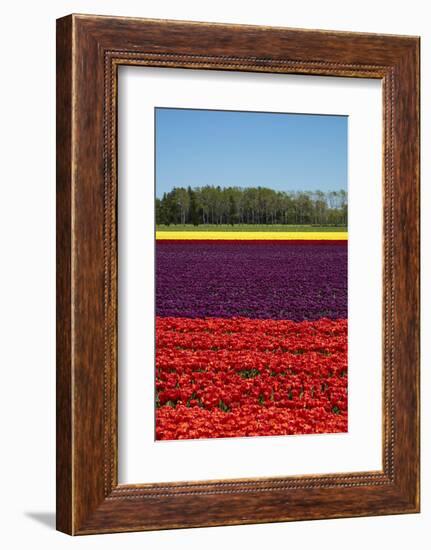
xmin=0 ymin=1 xmax=427 ymax=548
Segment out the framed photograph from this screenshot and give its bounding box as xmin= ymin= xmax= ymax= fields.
xmin=56 ymin=14 xmax=420 ymax=534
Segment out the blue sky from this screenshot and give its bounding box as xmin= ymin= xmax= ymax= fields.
xmin=155 ymin=108 xmax=347 ymax=198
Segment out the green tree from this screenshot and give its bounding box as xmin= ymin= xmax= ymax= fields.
xmin=228 ymin=194 xmax=237 ymax=225
xmin=155 ymin=185 xmax=347 ymax=227
xmin=188 ymin=186 xmax=199 ymax=226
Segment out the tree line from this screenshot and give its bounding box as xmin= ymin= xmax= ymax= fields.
xmin=156 ymin=186 xmax=347 ymax=226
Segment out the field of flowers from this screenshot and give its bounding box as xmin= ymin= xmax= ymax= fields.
xmin=155 ymin=233 xmax=348 ymax=440
xmin=156 ymin=242 xmax=347 ymax=321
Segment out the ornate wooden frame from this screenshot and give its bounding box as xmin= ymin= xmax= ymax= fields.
xmin=56 ymin=14 xmax=420 ymax=534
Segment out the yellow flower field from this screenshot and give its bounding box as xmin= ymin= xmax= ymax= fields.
xmin=156 ymin=231 xmax=347 ymax=240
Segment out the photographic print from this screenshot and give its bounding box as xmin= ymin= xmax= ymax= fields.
xmin=56 ymin=16 xmax=420 ymax=533
xmin=155 ymin=107 xmax=348 ymax=441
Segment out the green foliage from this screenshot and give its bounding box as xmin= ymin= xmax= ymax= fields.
xmin=156 ymin=185 xmax=347 ymax=226
xmin=238 ymin=368 xmax=260 ymax=379
xmin=187 ymin=186 xmax=199 ymax=226
xmin=157 ymin=224 xmax=347 ymax=232
xmin=218 ymin=400 xmax=231 ymax=413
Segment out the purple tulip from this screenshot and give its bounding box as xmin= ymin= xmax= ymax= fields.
xmin=156 ymin=242 xmax=347 ymax=321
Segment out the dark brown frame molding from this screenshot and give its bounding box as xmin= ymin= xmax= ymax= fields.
xmin=56 ymin=14 xmax=420 ymax=534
